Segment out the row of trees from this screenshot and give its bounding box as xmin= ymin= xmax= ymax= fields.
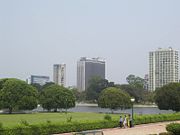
xmin=0 ymin=78 xmax=75 ymax=114
xmin=1 ymin=76 xmax=179 ymax=114
xmin=0 ymin=78 xmax=132 ymax=114
xmin=72 ymin=75 xmax=154 ymax=104
xmin=72 ymin=75 xmax=180 ymax=112
xmin=125 ymin=75 xmax=180 ymax=112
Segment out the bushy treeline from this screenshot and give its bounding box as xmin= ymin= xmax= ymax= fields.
xmin=0 ymin=78 xmax=75 ymax=113
xmin=0 ymin=113 xmax=180 ymax=135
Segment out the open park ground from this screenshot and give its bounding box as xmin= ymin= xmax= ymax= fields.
xmin=1 ymin=112 xmax=180 ymax=135
xmin=0 ymin=112 xmax=120 ymax=128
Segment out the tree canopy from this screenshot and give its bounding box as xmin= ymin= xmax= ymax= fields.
xmin=39 ymin=84 xmax=75 ymax=112
xmin=155 ymin=83 xmax=180 ymax=112
xmin=126 ymin=74 xmax=145 ymax=88
xmin=98 ymin=87 xmax=131 ymax=112
xmin=117 ymin=84 xmax=144 ymax=103
xmin=71 ymin=88 xmax=86 ymax=102
xmin=0 ymin=78 xmax=38 ymax=113
xmin=31 ymin=82 xmax=55 ymax=93
xmin=86 ymin=76 xmax=114 ymax=101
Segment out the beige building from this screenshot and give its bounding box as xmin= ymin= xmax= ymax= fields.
xmin=53 ymin=64 xmax=66 ymax=86
xmin=149 ymin=47 xmax=179 ymax=91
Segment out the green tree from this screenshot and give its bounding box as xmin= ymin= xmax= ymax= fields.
xmin=142 ymin=91 xmax=155 ymax=104
xmin=126 ymin=74 xmax=145 ymax=88
xmin=42 ymin=82 xmax=55 ymax=89
xmin=98 ymin=87 xmax=131 ymax=113
xmin=86 ymin=76 xmax=114 ymax=101
xmin=31 ymin=83 xmax=42 ymax=93
xmin=0 ymin=78 xmax=38 ymax=114
xmin=71 ymin=88 xmax=86 ymax=102
xmin=40 ymin=84 xmax=75 ymax=112
xmin=117 ymin=84 xmax=144 ymax=103
xmin=31 ymin=82 xmax=55 ymax=93
xmin=0 ymin=78 xmax=9 ymax=90
xmin=155 ymin=83 xmax=180 ymax=112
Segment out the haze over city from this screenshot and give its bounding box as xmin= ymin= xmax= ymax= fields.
xmin=0 ymin=0 xmax=180 ymax=86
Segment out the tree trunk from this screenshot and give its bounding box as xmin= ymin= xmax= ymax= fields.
xmin=9 ymin=107 xmax=12 ymax=114
xmin=54 ymin=108 xmax=57 ymax=112
xmin=111 ymin=109 xmax=114 ymax=114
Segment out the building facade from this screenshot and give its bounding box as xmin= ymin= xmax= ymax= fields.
xmin=149 ymin=47 xmax=179 ymax=91
xmin=53 ymin=64 xmax=66 ymax=86
xmin=29 ymin=75 xmax=50 ymax=86
xmin=77 ymin=57 xmax=105 ymax=92
xmin=144 ymin=74 xmax=149 ymax=91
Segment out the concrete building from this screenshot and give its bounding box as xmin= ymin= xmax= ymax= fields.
xmin=77 ymin=57 xmax=105 ymax=92
xmin=149 ymin=47 xmax=179 ymax=91
xmin=144 ymin=74 xmax=149 ymax=91
xmin=29 ymin=75 xmax=50 ymax=86
xmin=53 ymin=64 xmax=66 ymax=86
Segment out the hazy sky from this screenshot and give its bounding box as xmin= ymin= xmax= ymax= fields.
xmin=0 ymin=0 xmax=180 ymax=86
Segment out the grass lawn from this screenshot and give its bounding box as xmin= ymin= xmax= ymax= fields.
xmin=0 ymin=112 xmax=120 ymax=128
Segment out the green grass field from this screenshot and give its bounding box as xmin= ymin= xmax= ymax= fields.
xmin=0 ymin=112 xmax=120 ymax=128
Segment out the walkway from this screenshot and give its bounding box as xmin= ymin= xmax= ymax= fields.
xmin=57 ymin=121 xmax=180 ymax=135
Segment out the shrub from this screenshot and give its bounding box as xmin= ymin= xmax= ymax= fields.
xmin=20 ymin=120 xmax=29 ymax=126
xmin=166 ymin=123 xmax=180 ymax=135
xmin=134 ymin=113 xmax=180 ymax=125
xmin=0 ymin=122 xmax=4 ymax=135
xmin=46 ymin=120 xmax=51 ymax=124
xmin=66 ymin=116 xmax=72 ymax=123
xmin=104 ymin=114 xmax=112 ymax=121
xmin=159 ymin=132 xmax=173 ymax=135
xmin=0 ymin=122 xmax=3 ymax=129
xmin=0 ymin=120 xmax=119 ymax=135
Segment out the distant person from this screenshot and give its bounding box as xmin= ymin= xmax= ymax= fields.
xmin=128 ymin=114 xmax=131 ymax=127
xmin=129 ymin=114 xmax=133 ymax=128
xmin=123 ymin=115 xmax=127 ymax=128
xmin=119 ymin=116 xmax=123 ymax=128
xmin=126 ymin=114 xmax=129 ymax=127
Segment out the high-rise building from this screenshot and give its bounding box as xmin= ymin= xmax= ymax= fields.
xmin=28 ymin=75 xmax=50 ymax=86
xmin=53 ymin=64 xmax=66 ymax=86
xmin=149 ymin=47 xmax=179 ymax=91
xmin=144 ymin=74 xmax=149 ymax=91
xmin=77 ymin=57 xmax=105 ymax=92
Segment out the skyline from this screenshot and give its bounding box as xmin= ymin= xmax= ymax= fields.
xmin=0 ymin=0 xmax=180 ymax=86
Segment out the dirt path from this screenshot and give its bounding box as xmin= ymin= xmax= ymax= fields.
xmin=57 ymin=121 xmax=180 ymax=135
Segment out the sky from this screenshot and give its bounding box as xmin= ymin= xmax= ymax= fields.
xmin=0 ymin=0 xmax=180 ymax=86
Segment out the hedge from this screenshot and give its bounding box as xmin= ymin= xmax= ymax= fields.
xmin=166 ymin=123 xmax=180 ymax=135
xmin=0 ymin=113 xmax=180 ymax=135
xmin=0 ymin=120 xmax=118 ymax=135
xmin=134 ymin=113 xmax=180 ymax=125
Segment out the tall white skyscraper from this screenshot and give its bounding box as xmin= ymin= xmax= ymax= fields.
xmin=149 ymin=47 xmax=179 ymax=91
xmin=77 ymin=57 xmax=105 ymax=92
xmin=53 ymin=64 xmax=66 ymax=86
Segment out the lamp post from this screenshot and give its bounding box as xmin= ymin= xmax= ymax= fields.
xmin=65 ymin=98 xmax=67 ymax=114
xmin=130 ymin=98 xmax=135 ymax=127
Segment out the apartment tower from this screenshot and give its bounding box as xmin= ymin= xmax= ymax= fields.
xmin=77 ymin=57 xmax=105 ymax=92
xmin=149 ymin=47 xmax=179 ymax=91
xmin=53 ymin=64 xmax=66 ymax=86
